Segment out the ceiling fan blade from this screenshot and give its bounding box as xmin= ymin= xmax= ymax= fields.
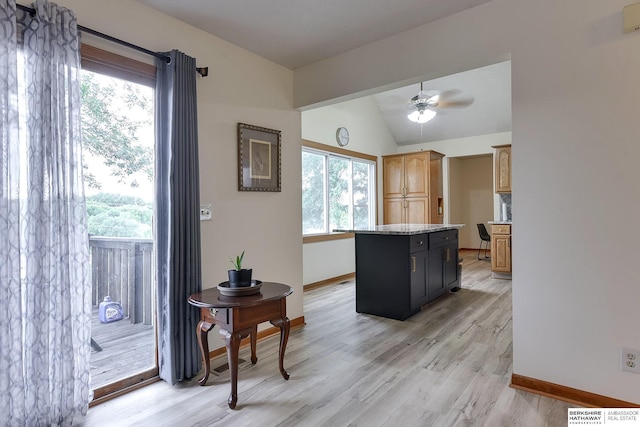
xmin=437 ymin=89 xmax=462 ymax=100
xmin=435 ymin=97 xmax=475 ymax=108
xmin=402 ymin=87 xmax=473 ymax=113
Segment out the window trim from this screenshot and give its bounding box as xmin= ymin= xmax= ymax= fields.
xmin=302 ymin=140 xmax=377 ymax=163
xmin=302 ymin=140 xmax=378 ymax=243
xmin=81 ymin=44 xmax=156 ymax=87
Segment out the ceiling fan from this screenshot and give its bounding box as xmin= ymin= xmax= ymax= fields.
xmin=407 ymin=82 xmax=474 ymax=123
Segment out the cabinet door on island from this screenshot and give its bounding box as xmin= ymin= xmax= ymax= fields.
xmin=428 ymin=230 xmax=459 ymax=300
xmin=410 ymin=235 xmax=429 ymax=310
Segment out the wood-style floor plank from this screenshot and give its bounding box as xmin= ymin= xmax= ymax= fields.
xmin=78 ymin=251 xmax=572 ymax=427
xmin=90 ymin=306 xmax=155 ymax=388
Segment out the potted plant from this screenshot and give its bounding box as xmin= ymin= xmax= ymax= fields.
xmin=228 ymin=250 xmax=252 ymax=287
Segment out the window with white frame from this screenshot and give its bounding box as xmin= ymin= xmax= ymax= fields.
xmin=302 ymin=147 xmax=376 ymax=235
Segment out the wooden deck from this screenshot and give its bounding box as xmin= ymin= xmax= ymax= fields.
xmin=90 ymin=306 xmax=156 ymax=388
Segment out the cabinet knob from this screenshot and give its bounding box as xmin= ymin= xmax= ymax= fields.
xmin=209 ymin=308 xmax=218 ymax=316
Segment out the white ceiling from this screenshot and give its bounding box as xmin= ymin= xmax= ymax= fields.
xmin=137 ymin=0 xmax=510 ymax=145
xmin=373 ymin=61 xmax=511 ymax=145
xmin=137 ymin=0 xmax=494 ymax=70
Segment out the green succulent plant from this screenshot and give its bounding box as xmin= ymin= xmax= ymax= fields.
xmin=229 ymin=250 xmax=245 ymax=271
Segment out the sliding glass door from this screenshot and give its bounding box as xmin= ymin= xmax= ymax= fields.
xmin=80 ymin=45 xmax=159 ymax=400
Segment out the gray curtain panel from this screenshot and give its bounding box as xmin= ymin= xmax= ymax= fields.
xmin=155 ymin=50 xmax=202 ymax=384
xmin=0 ymin=0 xmax=92 ymax=424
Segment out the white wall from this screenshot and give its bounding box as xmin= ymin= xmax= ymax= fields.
xmin=302 ymin=96 xmax=398 ymax=157
xmin=302 ymin=239 xmax=354 ymax=285
xmin=396 ymin=132 xmax=511 ymax=157
xmin=448 ymin=158 xmax=463 ymax=226
xmin=53 ymin=0 xmax=303 ymax=351
xmin=511 ymin=0 xmax=640 ymax=403
xmin=294 ymin=0 xmax=640 ymax=405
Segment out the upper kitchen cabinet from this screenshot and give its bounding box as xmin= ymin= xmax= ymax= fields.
xmin=382 ymin=155 xmax=405 ymax=198
xmin=493 ymin=144 xmax=512 ymax=193
xmin=383 ymin=151 xmax=444 ymax=224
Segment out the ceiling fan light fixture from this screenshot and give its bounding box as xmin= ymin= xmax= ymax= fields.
xmin=407 ymin=109 xmax=436 ymax=124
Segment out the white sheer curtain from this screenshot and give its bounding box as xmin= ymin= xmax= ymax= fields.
xmin=0 ymin=0 xmax=92 ymax=425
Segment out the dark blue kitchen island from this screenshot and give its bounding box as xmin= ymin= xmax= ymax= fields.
xmin=335 ymin=224 xmax=464 ymax=321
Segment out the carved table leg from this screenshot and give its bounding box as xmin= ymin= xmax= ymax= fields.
xmin=250 ymin=325 xmax=258 ymax=364
xmin=220 ymin=329 xmax=241 ymax=409
xmin=270 ymin=316 xmax=290 ymax=380
xmin=196 ymin=320 xmax=215 ymax=386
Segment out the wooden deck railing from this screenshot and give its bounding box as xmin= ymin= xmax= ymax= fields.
xmin=90 ymin=236 xmax=154 ymax=325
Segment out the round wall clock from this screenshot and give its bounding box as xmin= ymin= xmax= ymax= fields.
xmin=336 ymin=127 xmax=350 ymax=147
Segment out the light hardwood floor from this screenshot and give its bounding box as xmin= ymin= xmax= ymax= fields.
xmin=79 ymin=251 xmax=572 ymax=427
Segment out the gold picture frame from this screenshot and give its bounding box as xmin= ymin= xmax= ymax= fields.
xmin=237 ymin=123 xmax=281 ymax=192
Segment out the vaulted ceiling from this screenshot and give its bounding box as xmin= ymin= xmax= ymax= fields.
xmin=137 ymin=0 xmax=510 ymax=144
xmin=372 ymin=61 xmax=511 ymax=145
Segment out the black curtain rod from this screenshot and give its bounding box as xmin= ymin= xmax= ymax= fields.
xmin=15 ymin=3 xmax=209 ymax=77
xmin=78 ymin=25 xmax=171 ymax=64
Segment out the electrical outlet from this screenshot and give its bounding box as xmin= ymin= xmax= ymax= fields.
xmin=621 ymin=347 xmax=640 ymax=374
xmin=200 ymin=204 xmax=212 ymax=221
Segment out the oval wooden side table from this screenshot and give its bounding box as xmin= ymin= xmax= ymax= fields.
xmin=188 ymin=282 xmax=293 ymax=409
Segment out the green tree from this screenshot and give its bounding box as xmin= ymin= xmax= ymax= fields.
xmin=302 ymin=151 xmax=326 ymax=233
xmin=86 ymin=193 xmax=152 ymax=238
xmin=328 ymin=157 xmax=349 ymax=230
xmin=80 ymin=72 xmax=153 ymax=189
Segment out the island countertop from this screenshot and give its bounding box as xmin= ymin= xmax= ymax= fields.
xmin=333 ymin=223 xmax=464 ymax=236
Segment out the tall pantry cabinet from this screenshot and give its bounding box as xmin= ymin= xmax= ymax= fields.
xmin=382 ymin=151 xmax=444 ymax=225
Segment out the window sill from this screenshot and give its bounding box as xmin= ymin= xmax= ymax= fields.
xmin=303 ymin=233 xmax=354 ymax=244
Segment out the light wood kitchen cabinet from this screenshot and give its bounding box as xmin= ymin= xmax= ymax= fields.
xmin=491 ymin=224 xmax=512 ymax=274
xmin=382 ymin=155 xmax=405 ymax=198
xmin=383 ymin=197 xmax=429 ymax=224
xmin=383 ymin=151 xmax=444 ymax=224
xmin=493 ymin=144 xmax=511 ymax=193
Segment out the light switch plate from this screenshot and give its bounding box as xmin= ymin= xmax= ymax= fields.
xmin=200 ymin=204 xmax=212 ymax=221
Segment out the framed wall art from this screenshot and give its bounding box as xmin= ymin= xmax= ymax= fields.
xmin=237 ymin=123 xmax=281 ymax=192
